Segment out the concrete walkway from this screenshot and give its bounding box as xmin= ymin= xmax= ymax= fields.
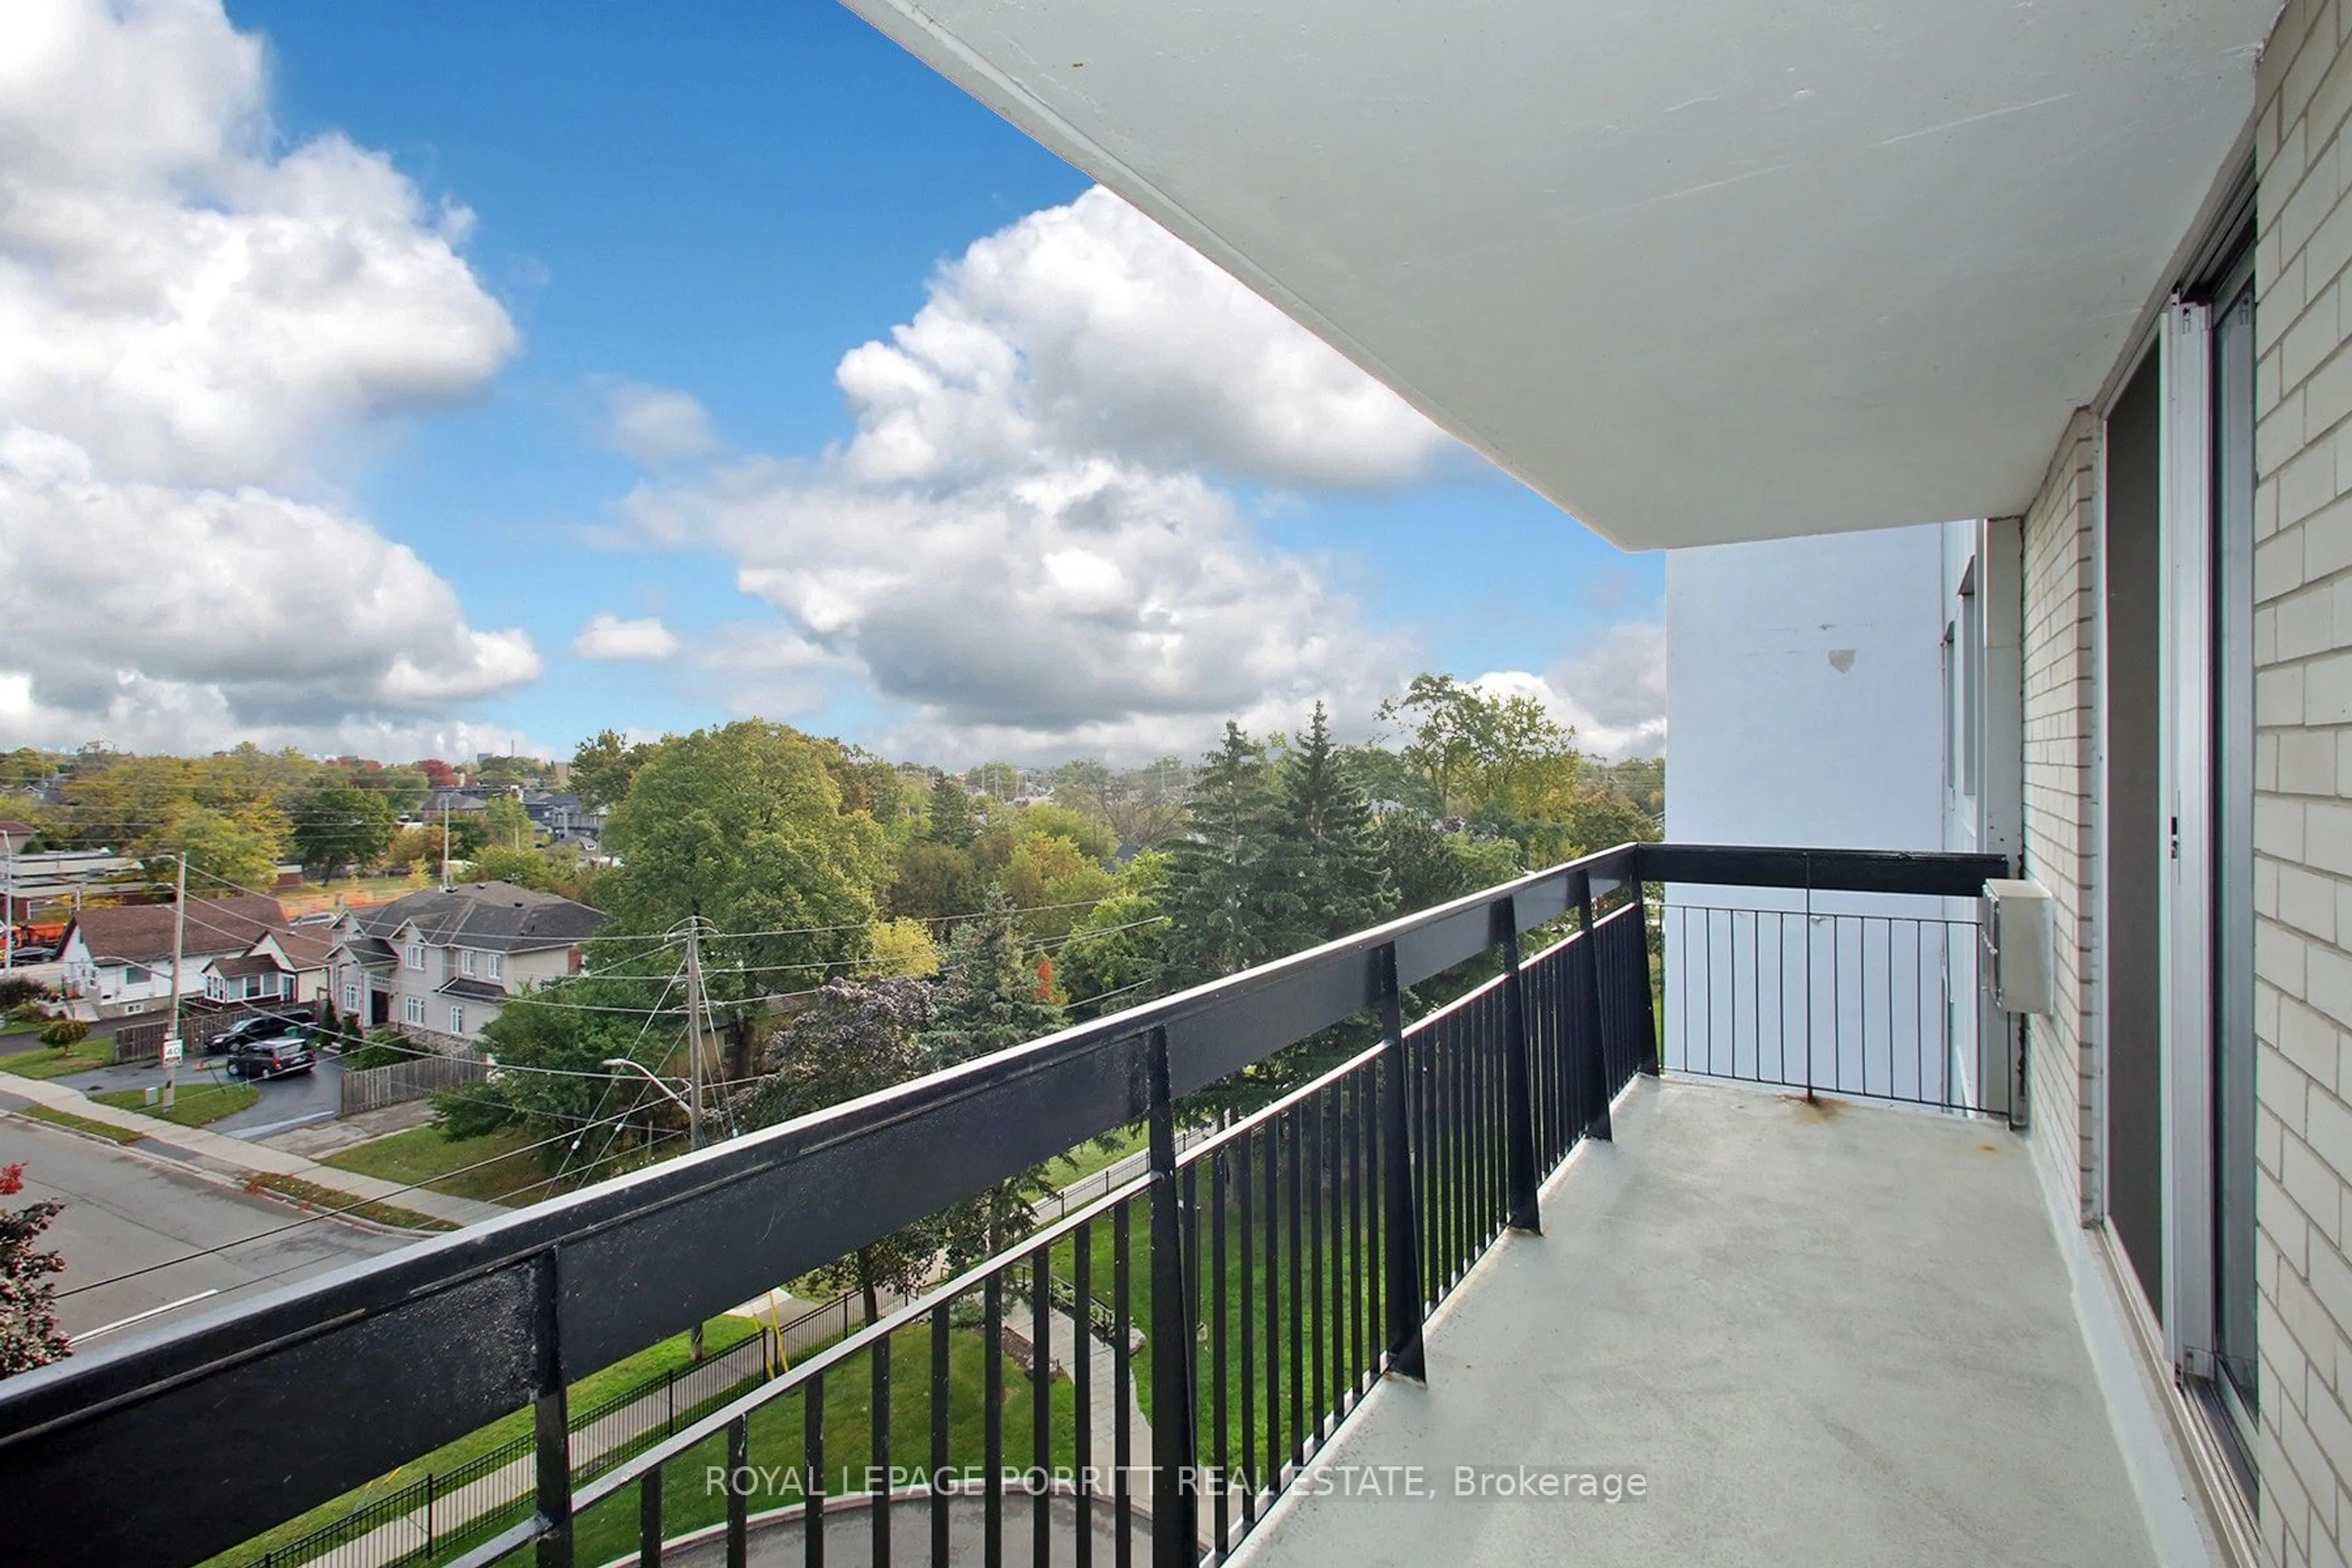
xmin=1231 ymin=1078 xmax=2160 ymax=1568
xmin=0 ymin=1074 xmax=503 ymax=1227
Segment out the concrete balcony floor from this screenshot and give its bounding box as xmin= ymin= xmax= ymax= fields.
xmin=1232 ymin=1077 xmax=2158 ymax=1568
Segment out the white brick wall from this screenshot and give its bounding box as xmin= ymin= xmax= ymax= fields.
xmin=2019 ymin=410 xmax=2103 ymax=1225
xmin=2259 ymin=1 xmax=2352 ymax=1561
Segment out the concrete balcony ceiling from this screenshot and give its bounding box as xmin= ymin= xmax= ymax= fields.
xmin=846 ymin=0 xmax=2272 ymax=549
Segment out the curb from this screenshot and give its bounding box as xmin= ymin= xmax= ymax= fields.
xmin=3 ymin=1104 xmax=441 ymax=1241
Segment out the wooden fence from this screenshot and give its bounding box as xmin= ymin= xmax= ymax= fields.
xmin=339 ymin=1051 xmax=489 ymax=1116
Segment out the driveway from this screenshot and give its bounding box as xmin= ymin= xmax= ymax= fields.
xmin=50 ymin=1051 xmax=345 ymax=1139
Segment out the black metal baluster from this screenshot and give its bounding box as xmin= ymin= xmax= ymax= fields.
xmin=805 ymin=1369 xmax=826 ymax=1568
xmin=1237 ymin=1138 xmax=1256 ymax=1530
xmin=1284 ymin=1104 xmax=1305 ymax=1469
xmin=1354 ymin=1081 xmax=1373 ymax=1401
xmin=638 ymin=1466 xmax=662 ymax=1568
xmin=532 ymin=1250 xmax=573 ymax=1568
xmin=1147 ymin=1027 xmax=1198 ymax=1568
xmin=930 ymin=1303 xmax=951 ymax=1568
xmin=1307 ymin=1090 xmax=1325 ymax=1448
xmin=1076 ymin=1218 xmax=1094 ymax=1568
xmin=873 ymin=1330 xmax=892 ymax=1568
xmin=1575 ymin=872 xmax=1615 ymax=1141
xmin=1114 ymin=1200 xmax=1133 ymax=1568
xmin=726 ymin=1416 xmax=749 ymax=1568
xmin=985 ymin=1273 xmax=1004 ymax=1568
xmin=1262 ymin=1121 xmax=1281 ymax=1495
xmin=1212 ymin=1150 xmax=1231 ymax=1556
xmin=1376 ymin=943 xmax=1426 ymax=1381
xmin=1033 ymin=1239 xmax=1050 ymax=1568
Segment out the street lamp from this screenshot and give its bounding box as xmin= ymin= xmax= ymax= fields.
xmin=601 ymin=1055 xmax=707 ymax=1357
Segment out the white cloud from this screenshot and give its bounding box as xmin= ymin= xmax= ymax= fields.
xmin=619 ymin=186 xmax=1449 ymax=760
xmin=572 ymin=612 xmax=682 ymax=662
xmin=603 ymin=382 xmax=718 ymax=466
xmin=832 ymin=187 xmax=1455 ymax=491
xmin=0 ymin=0 xmax=535 ymax=752
xmin=1472 ymin=620 xmax=1667 ymax=761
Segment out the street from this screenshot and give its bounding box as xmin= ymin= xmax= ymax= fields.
xmin=1 ymin=1117 xmax=411 ymax=1353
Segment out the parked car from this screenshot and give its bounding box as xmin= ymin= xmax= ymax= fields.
xmin=227 ymin=1036 xmax=315 ymax=1081
xmin=9 ymin=945 xmax=55 ymax=964
xmin=206 ymin=1014 xmax=311 ymax=1055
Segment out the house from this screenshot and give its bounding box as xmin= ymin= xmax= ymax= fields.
xmin=56 ymin=894 xmax=288 ymax=1019
xmin=328 ymin=880 xmax=606 ymax=1045
xmin=201 ymin=926 xmax=334 ymax=1009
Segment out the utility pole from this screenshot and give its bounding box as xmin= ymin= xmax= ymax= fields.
xmin=440 ymin=797 xmax=451 ymax=889
xmin=162 ymin=854 xmax=186 ymax=1112
xmin=4 ymin=829 xmax=15 ymax=970
xmin=682 ymin=914 xmax=708 ymax=1359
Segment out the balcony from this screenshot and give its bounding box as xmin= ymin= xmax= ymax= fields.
xmin=1 ymin=842 xmax=2147 ymax=1568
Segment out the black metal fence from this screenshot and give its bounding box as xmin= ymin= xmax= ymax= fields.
xmin=1660 ymin=896 xmax=1996 ymax=1114
xmin=0 ymin=844 xmax=2003 ymax=1568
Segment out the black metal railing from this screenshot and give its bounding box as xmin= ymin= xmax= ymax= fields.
xmin=0 ymin=843 xmax=2003 ymax=1568
xmin=1661 ymin=894 xmax=1997 ymax=1115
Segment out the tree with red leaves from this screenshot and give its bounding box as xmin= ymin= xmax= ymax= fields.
xmin=0 ymin=1163 xmax=67 ymax=1377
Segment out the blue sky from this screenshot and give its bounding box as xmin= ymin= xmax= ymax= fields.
xmin=0 ymin=1 xmax=1661 ymax=767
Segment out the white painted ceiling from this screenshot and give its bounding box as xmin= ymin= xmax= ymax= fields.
xmin=845 ymin=0 xmax=2272 ymax=550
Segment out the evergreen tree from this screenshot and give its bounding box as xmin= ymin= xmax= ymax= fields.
xmin=926 ymin=775 xmax=978 ymax=850
xmin=1161 ymin=722 xmax=1284 ymax=986
xmin=1270 ymin=703 xmax=1395 ymax=948
xmin=919 ymin=891 xmax=1065 ymax=1267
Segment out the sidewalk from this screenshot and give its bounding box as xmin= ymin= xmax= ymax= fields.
xmin=0 ymin=1075 xmax=505 ymax=1229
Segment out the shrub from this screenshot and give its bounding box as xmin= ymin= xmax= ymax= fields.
xmin=36 ymin=1019 xmax=88 ymax=1049
xmin=0 ymin=977 xmax=51 ymax=1012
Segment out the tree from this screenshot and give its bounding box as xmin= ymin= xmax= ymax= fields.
xmin=600 ymin=722 xmax=894 ymax=1077
xmin=924 ymin=775 xmax=978 ymax=850
xmin=967 ymin=761 xmax=1022 ymax=802
xmin=1000 ymin=834 xmax=1116 ymax=941
xmin=436 ymin=974 xmax=680 ymax=1162
xmin=1268 ymin=704 xmax=1395 ymax=948
xmin=416 ymin=758 xmax=461 ymax=789
xmin=1377 ymin=816 xmax=1525 ymax=914
xmin=156 ymin=805 xmax=287 ymax=894
xmin=732 ymin=977 xmax=941 ymax=1322
xmin=1058 ymin=854 xmax=1169 ymax=1019
xmin=287 ymin=783 xmax=396 ymax=880
xmin=0 ymin=1163 xmax=67 ymax=1378
xmin=890 ymin=842 xmax=986 ymax=926
xmin=481 ymin=794 xmax=533 ymax=854
xmin=569 ymin=730 xmax=658 ymax=812
xmin=1160 ymin=723 xmax=1284 ymax=986
xmin=920 ymin=893 xmax=1065 ymax=1267
xmin=470 ymin=845 xmax=569 ymax=894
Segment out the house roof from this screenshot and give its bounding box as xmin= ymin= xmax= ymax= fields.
xmin=211 ymin=955 xmax=279 ymax=979
xmin=437 ymin=976 xmax=508 ymax=1002
xmin=251 ymin=929 xmax=334 ymax=971
xmin=847 ymin=0 xmax=2277 ymax=548
xmin=67 ymin=895 xmax=288 ymax=967
xmin=345 ymin=881 xmax=605 ymax=955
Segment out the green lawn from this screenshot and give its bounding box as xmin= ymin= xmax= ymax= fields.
xmin=1045 ymin=1124 xmax=1148 ymax=1186
xmin=198 ymin=1316 xmax=766 ymax=1568
xmin=0 ymin=1042 xmax=116 ymax=1080
xmin=545 ymin=1319 xmax=1078 ymax=1568
xmin=322 ymin=1124 xmax=551 ymax=1207
xmin=91 ymin=1081 xmax=258 ymax=1127
xmin=10 ymin=1104 xmax=145 ymax=1144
